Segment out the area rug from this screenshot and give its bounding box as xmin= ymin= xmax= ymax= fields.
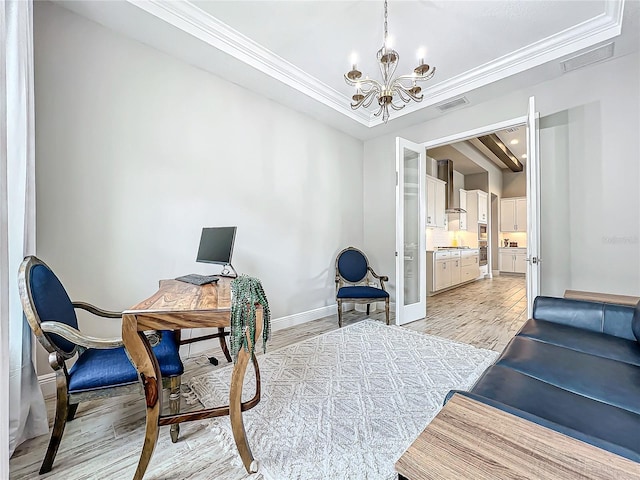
xmin=187 ymin=320 xmax=499 ymax=480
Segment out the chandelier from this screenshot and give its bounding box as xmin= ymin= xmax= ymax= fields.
xmin=344 ymin=0 xmax=436 ymax=123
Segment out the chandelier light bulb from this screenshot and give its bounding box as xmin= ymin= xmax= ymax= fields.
xmin=344 ymin=0 xmax=436 ymax=123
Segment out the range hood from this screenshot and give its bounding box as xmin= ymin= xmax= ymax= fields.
xmin=436 ymin=159 xmax=467 ymax=214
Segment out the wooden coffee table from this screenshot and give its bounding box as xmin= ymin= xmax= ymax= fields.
xmin=395 ymin=394 xmax=640 ymax=479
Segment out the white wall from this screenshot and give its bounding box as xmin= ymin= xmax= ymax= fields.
xmin=502 ymin=171 xmax=526 ymax=198
xmin=364 ymin=51 xmax=640 ymax=301
xmin=33 ymin=3 xmax=364 ymax=373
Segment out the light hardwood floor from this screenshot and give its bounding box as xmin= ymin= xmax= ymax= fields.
xmin=10 ymin=275 xmax=526 ymax=480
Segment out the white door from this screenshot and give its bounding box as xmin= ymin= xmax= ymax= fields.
xmin=396 ymin=137 xmax=426 ymax=325
xmin=526 ymin=96 xmax=541 ymax=316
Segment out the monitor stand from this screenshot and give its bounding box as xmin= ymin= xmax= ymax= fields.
xmin=219 ymin=263 xmax=238 ymax=278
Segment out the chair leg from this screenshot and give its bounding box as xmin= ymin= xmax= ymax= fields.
xmin=40 ymin=376 xmax=69 ymax=474
xmin=366 ymin=304 xmax=370 ymax=316
xmin=169 ymin=375 xmax=181 ymax=443
xmin=67 ymin=403 xmax=79 ymax=421
xmin=385 ymin=298 xmax=390 ymax=325
xmin=337 ymin=300 xmax=343 ymax=328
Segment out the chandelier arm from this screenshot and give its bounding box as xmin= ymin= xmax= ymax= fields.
xmin=394 ymin=88 xmax=413 ymax=104
xmin=393 ymin=83 xmax=424 ymax=103
xmin=351 ymin=89 xmax=379 ymax=110
xmin=362 ymin=94 xmax=377 ymax=108
xmin=390 ymin=102 xmax=406 ymax=111
xmin=344 ymin=75 xmax=383 ymax=91
xmin=395 ymin=67 xmax=437 ymax=84
xmin=373 ymin=104 xmax=385 ymax=117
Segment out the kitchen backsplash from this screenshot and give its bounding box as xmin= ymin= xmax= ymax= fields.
xmin=499 ymin=232 xmax=527 ymax=247
xmin=426 ymin=229 xmax=479 ymax=250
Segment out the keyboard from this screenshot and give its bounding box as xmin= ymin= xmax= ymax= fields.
xmin=175 ymin=274 xmax=219 ymax=285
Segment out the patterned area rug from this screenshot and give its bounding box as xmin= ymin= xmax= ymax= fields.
xmin=187 ymin=320 xmax=498 ymax=480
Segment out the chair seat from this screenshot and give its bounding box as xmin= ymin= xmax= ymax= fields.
xmin=68 ymin=330 xmax=183 ymax=393
xmin=337 ymin=286 xmax=389 ymax=299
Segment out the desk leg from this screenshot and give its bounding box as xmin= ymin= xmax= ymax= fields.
xmin=229 ymin=309 xmax=263 ymax=474
xmin=218 ymin=327 xmax=232 ymax=363
xmin=123 ymin=314 xmax=162 ymax=480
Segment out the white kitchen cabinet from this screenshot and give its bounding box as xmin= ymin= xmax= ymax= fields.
xmin=426 ymin=175 xmax=447 ymax=229
xmin=477 ymin=191 xmax=488 ymax=224
xmin=428 ymin=249 xmax=479 ymax=294
xmin=514 ymin=252 xmax=527 ymax=273
xmin=464 ymin=190 xmax=488 ymax=232
xmin=450 ymin=257 xmax=462 ymax=285
xmin=460 ymin=249 xmax=480 ymax=282
xmin=499 ymin=248 xmax=527 ymax=274
xmin=500 ymin=197 xmax=527 ymax=232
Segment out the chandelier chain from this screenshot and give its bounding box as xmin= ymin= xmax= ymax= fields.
xmin=383 ymin=0 xmax=388 ymax=44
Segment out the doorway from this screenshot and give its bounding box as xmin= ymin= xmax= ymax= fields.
xmin=395 ymin=98 xmax=540 ymax=346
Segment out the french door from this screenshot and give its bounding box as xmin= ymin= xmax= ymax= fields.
xmin=395 ymin=138 xmax=427 ymax=325
xmin=526 ymin=96 xmax=541 ymax=317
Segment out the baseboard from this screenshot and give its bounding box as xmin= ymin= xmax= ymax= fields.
xmin=38 ymin=372 xmax=56 ymax=400
xmin=271 ymin=304 xmax=337 ymax=332
xmin=186 ymin=304 xmax=339 ymax=358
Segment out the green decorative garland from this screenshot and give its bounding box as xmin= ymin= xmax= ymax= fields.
xmin=230 ymin=275 xmax=271 ymax=362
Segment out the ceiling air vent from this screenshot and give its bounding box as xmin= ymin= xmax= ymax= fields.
xmin=561 ymin=42 xmax=615 ymax=73
xmin=435 ymin=96 xmax=469 ymax=112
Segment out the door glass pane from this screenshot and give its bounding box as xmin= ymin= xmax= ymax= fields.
xmin=403 ymin=147 xmax=420 ymax=306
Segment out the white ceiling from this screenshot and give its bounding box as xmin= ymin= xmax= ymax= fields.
xmin=55 ymin=0 xmax=639 ymax=139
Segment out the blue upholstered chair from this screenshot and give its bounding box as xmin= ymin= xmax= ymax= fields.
xmin=18 ymin=256 xmax=184 ymax=474
xmin=335 ymin=247 xmax=390 ymax=327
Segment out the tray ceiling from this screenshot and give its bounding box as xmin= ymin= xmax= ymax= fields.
xmin=55 ymin=0 xmax=638 ymax=139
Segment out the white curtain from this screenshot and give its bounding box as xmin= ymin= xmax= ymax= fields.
xmin=1 ymin=0 xmax=49 ymax=465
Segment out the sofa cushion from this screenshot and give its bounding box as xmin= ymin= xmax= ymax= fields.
xmin=68 ymin=330 xmax=183 ymax=393
xmin=633 ymin=301 xmax=640 ymax=342
xmin=496 ymin=336 xmax=640 ymax=415
xmin=518 ymin=319 xmax=640 ymax=367
xmin=604 ymin=303 xmax=637 ymax=341
xmin=469 ymin=365 xmax=640 ymax=462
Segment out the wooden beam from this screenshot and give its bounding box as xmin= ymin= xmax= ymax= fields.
xmin=477 ymin=134 xmax=523 ymax=172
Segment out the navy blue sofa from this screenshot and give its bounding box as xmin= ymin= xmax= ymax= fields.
xmin=448 ymin=296 xmax=640 ymax=463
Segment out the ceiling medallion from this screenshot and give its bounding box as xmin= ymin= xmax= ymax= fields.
xmin=344 ymin=0 xmax=436 ymax=123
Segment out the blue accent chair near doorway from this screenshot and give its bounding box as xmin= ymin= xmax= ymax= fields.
xmin=335 ymin=247 xmax=390 ymax=327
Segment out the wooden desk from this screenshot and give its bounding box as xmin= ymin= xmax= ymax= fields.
xmin=395 ymin=394 xmax=640 ymax=480
xmin=122 ymin=278 xmax=263 ymax=480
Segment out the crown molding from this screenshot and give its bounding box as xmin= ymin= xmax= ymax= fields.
xmin=128 ymin=0 xmax=371 ymax=126
xmin=128 ymin=0 xmax=625 ymax=129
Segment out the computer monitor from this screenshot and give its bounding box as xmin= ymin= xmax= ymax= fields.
xmin=196 ymin=227 xmax=237 ymax=276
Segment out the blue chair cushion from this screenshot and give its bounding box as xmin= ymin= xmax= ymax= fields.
xmin=30 ymin=263 xmax=79 ymax=354
xmin=337 ymin=250 xmax=368 ymax=283
xmin=68 ymin=330 xmax=183 ymax=393
xmin=337 ymin=286 xmax=389 ymax=299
